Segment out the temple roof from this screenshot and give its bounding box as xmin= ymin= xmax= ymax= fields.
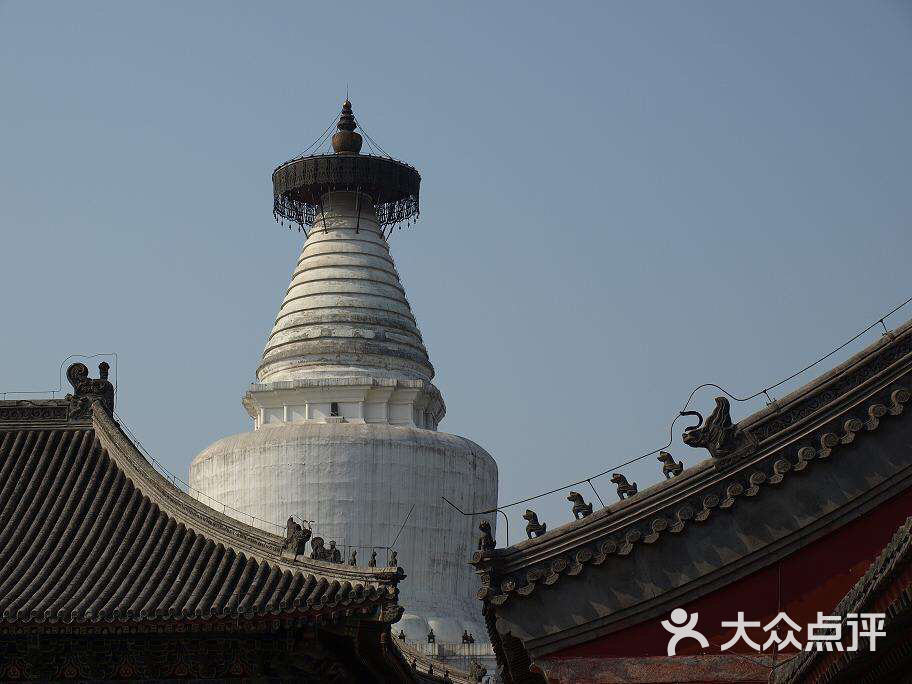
xmin=472 ymin=316 xmax=912 ymax=677
xmin=0 ymin=391 xmax=403 ymax=627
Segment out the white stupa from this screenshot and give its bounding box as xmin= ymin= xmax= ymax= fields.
xmin=190 ymin=100 xmax=498 ymax=642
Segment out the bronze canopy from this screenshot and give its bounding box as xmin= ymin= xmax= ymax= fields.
xmin=272 ymin=100 xmax=421 ymax=231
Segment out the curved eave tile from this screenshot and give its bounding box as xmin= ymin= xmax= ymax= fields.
xmin=0 ymin=419 xmax=400 ymax=627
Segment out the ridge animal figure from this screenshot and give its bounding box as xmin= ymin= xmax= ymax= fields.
xmin=368 ymin=551 xmax=377 ymax=567
xmin=348 ymin=550 xmax=357 ymax=565
xmin=567 ymin=491 xmax=593 ymax=519
xmin=309 ymin=536 xmax=330 ymax=561
xmin=682 ymin=396 xmax=737 ymax=458
xmin=478 ymin=520 xmax=496 ymax=551
xmin=389 ymin=550 xmax=398 ymax=567
xmin=611 ymin=473 xmax=638 ymax=499
xmin=281 ymin=517 xmax=311 ymax=557
xmin=523 ymin=509 xmax=547 ymax=538
xmin=658 ymin=451 xmax=684 ymax=478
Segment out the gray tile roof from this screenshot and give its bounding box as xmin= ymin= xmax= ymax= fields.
xmin=472 ymin=316 xmax=912 ymax=680
xmin=0 ymin=408 xmax=401 ymax=625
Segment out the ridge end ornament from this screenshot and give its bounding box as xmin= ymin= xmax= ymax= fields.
xmin=682 ymin=397 xmax=757 ymax=466
xmin=66 ymin=361 xmax=115 ymax=420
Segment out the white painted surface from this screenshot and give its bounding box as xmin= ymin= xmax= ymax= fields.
xmin=190 ymin=191 xmax=499 ymax=642
xmin=190 ymin=423 xmax=497 ymax=641
xmin=257 ymin=192 xmax=436 ymax=386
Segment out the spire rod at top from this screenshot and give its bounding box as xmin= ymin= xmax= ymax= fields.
xmin=332 ymin=99 xmax=362 ymax=154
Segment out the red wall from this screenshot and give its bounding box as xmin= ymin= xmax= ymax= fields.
xmin=549 ymin=487 xmax=912 ymax=658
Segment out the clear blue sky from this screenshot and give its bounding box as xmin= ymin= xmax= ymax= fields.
xmin=1 ymin=1 xmax=910 ymax=544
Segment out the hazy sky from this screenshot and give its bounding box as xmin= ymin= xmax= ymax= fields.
xmin=1 ymin=1 xmax=910 ymax=545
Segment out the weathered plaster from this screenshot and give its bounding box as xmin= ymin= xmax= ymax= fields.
xmin=190 ymin=192 xmax=498 ymax=642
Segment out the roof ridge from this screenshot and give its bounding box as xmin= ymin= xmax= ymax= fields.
xmin=90 ymin=403 xmax=403 ymax=585
xmin=738 ymin=315 xmax=912 ymax=432
xmin=472 ymin=319 xmax=912 ymax=608
xmin=0 ymin=415 xmax=404 ymax=627
xmin=486 ymin=315 xmax=912 ymax=561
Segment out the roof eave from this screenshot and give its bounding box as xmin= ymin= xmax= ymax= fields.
xmin=90 ymin=403 xmax=403 ymax=587
xmin=475 ymin=316 xmax=912 ymax=579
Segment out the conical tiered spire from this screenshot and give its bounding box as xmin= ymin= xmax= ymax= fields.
xmin=192 ymin=97 xmax=497 ymax=651
xmin=258 ymin=191 xmax=434 ymax=385
xmin=263 ymin=100 xmax=431 ymax=386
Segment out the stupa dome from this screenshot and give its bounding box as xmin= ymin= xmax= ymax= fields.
xmin=191 ymin=98 xmax=498 ymax=649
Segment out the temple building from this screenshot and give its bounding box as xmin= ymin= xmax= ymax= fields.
xmin=472 ymin=317 xmax=912 ymax=683
xmin=0 ymin=364 xmax=423 ymax=681
xmin=189 ymin=100 xmax=498 ymax=645
xmin=6 ymin=96 xmax=909 ymax=683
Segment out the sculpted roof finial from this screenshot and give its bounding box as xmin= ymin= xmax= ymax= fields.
xmin=331 ymin=99 xmax=362 ymax=154
xmin=65 ymin=361 xmax=115 ymax=419
xmin=273 ymin=97 xmax=420 ymax=229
